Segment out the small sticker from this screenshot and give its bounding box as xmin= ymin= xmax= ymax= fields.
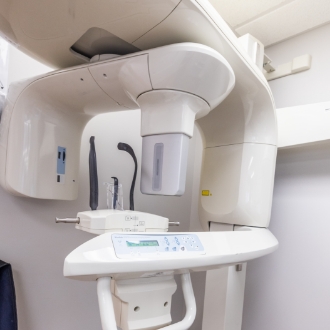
xmin=202 ymin=190 xmax=210 ymax=196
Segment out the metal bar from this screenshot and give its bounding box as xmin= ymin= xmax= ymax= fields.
xmin=55 ymin=217 xmax=80 ymax=224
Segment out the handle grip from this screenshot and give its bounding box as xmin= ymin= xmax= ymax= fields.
xmin=55 ymin=217 xmax=80 ymax=224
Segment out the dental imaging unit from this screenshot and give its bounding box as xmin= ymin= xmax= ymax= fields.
xmin=0 ymin=1 xmax=278 ymax=329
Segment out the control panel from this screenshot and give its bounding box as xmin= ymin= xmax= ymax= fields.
xmin=112 ymin=234 xmax=205 ymax=259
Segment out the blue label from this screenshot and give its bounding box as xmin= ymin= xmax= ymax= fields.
xmin=57 ymin=146 xmax=66 ymax=175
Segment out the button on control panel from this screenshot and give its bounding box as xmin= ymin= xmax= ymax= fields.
xmin=112 ymin=234 xmax=205 ymax=259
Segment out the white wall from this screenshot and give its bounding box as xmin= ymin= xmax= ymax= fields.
xmin=0 ymin=44 xmax=202 ymax=330
xmin=0 ymin=38 xmax=9 ymax=94
xmin=7 ymin=45 xmax=52 ymax=85
xmin=242 ymin=22 xmax=330 ymax=330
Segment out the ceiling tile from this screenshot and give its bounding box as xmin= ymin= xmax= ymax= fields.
xmin=235 ymin=0 xmax=330 ymax=46
xmin=209 ymin=0 xmax=295 ymax=28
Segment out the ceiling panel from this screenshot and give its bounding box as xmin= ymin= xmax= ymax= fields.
xmin=211 ymin=0 xmax=330 ymax=46
xmin=209 ymin=0 xmax=295 ymax=28
xmin=236 ymin=0 xmax=330 ymax=46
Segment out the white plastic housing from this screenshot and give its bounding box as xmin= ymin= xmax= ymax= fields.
xmin=0 ymin=43 xmax=234 ymax=199
xmin=76 ymin=210 xmax=169 ymax=235
xmin=138 ymin=90 xmax=210 ymax=138
xmin=63 ymin=227 xmax=278 ymax=281
xmin=200 ymin=144 xmax=277 ymax=229
xmin=238 ymin=34 xmax=265 ymax=71
xmin=0 ymin=0 xmax=277 ymax=229
xmin=141 ymin=134 xmax=189 ymax=196
xmin=111 ymin=276 xmax=177 ymax=330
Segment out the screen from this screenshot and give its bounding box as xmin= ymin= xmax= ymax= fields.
xmin=126 ymin=240 xmax=159 ymax=247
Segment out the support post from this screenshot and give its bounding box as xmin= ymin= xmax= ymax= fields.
xmin=97 ymin=277 xmax=119 ymax=330
xmin=160 ymin=273 xmax=196 ymax=330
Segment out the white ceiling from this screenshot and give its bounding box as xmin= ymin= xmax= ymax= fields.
xmin=209 ymin=0 xmax=330 ymax=47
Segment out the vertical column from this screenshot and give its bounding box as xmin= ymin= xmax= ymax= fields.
xmin=202 ymin=223 xmax=247 ymax=330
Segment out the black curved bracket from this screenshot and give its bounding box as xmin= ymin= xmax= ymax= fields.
xmin=117 ymin=142 xmax=137 ymax=211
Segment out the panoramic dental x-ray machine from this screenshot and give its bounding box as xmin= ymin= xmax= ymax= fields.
xmin=0 ymin=0 xmax=278 ymax=329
